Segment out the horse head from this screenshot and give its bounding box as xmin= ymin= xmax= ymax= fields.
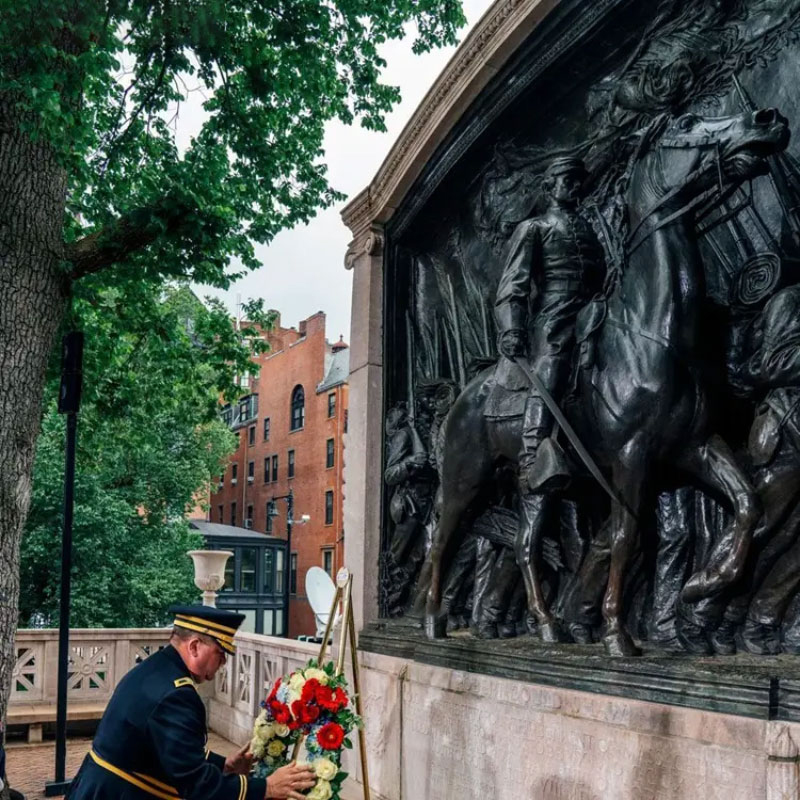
xmin=628 ymin=108 xmax=790 ymax=237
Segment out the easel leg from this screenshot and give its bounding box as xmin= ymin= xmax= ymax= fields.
xmin=348 ymin=602 xmax=371 ymax=800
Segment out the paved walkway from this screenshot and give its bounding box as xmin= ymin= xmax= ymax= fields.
xmin=6 ymin=732 xmax=237 ymax=799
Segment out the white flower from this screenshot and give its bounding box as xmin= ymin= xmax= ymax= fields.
xmin=314 ymin=758 xmax=338 ymax=781
xmin=288 ymin=671 xmax=307 ymax=692
xmin=273 ymin=723 xmax=290 ymax=738
xmin=250 ymin=735 xmax=266 ymax=760
xmin=307 ymin=779 xmax=333 ymax=800
xmin=287 ymin=689 xmax=301 ymax=706
xmin=304 ymin=667 xmax=329 ymax=685
xmin=267 ymin=739 xmax=286 ymax=757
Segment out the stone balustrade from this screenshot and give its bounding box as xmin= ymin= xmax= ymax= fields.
xmin=206 ymin=632 xmax=320 ymax=745
xmin=11 ymin=628 xmax=172 ymax=711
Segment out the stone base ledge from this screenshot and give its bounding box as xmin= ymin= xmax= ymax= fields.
xmin=359 ymin=623 xmax=800 ymax=721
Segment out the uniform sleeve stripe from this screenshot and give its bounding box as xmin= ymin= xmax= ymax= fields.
xmin=238 ymin=774 xmax=247 ymax=800
xmin=132 ymin=771 xmax=180 ymax=796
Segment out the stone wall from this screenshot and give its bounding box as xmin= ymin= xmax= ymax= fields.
xmin=349 ymin=650 xmax=800 ymax=800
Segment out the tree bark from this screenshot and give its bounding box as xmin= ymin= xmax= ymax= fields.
xmin=0 ymin=96 xmax=69 ymax=769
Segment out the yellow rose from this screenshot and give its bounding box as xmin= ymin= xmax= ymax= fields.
xmin=307 ymin=779 xmax=333 ymax=800
xmin=314 ymin=758 xmax=338 ymax=781
xmin=304 ymin=667 xmax=329 ymax=685
xmin=267 ymin=739 xmax=286 ymax=757
xmin=289 ymin=672 xmax=307 ymax=692
xmin=273 ymin=723 xmax=290 ymax=738
xmin=250 ymin=736 xmax=266 ymax=760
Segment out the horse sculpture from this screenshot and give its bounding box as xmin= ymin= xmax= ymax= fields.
xmin=425 ymin=107 xmax=791 ymax=656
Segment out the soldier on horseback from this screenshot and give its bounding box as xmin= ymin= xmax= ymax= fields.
xmin=494 ymin=155 xmax=607 ymax=494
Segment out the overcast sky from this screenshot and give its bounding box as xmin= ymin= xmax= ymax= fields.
xmin=195 ymin=1 xmax=494 ymax=343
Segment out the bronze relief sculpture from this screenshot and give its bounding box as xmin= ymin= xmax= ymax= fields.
xmin=381 ymin=0 xmax=800 ymax=660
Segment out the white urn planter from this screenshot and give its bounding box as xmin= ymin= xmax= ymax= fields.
xmin=187 ymin=549 xmax=233 ymax=607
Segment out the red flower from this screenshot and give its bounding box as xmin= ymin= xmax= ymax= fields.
xmin=270 ymin=700 xmax=291 ymax=725
xmin=288 ymin=718 xmax=301 ymax=731
xmin=317 ymin=722 xmax=345 ymax=751
xmin=300 ymin=703 xmax=320 ymax=724
xmin=291 ymin=699 xmax=304 ymax=720
xmin=333 ymin=687 xmax=349 ymax=710
xmin=267 ymin=678 xmax=281 ymax=703
xmin=302 ymin=679 xmax=321 ymax=703
xmin=316 ymin=685 xmax=338 ymax=712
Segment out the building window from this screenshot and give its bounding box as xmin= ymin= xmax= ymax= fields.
xmin=263 ymin=417 xmax=270 ymax=441
xmin=248 ymin=460 xmax=255 ymax=481
xmin=223 ymin=555 xmax=234 ymax=592
xmin=326 ymin=438 xmax=335 ymax=469
xmin=263 ymin=550 xmax=274 ymax=593
xmin=276 ymin=549 xmax=285 ymax=594
xmin=221 ymin=405 xmax=233 ymax=427
xmin=325 ymin=491 xmax=334 ymax=525
xmin=265 ymin=504 xmax=273 ymax=533
xmin=217 ymin=504 xmax=223 ymax=523
xmin=241 ymin=548 xmax=256 ymax=592
xmin=246 ymin=504 xmax=253 ymax=525
xmin=238 ymin=397 xmax=250 ymax=422
xmin=231 ymin=463 xmax=238 ymax=484
xmin=240 ymin=371 xmax=250 ymax=389
xmin=328 ymin=392 xmax=336 ymax=418
xmin=290 ymin=553 xmax=298 ymax=595
xmin=290 ymin=385 xmax=305 ymax=431
xmin=322 ymin=549 xmax=333 ymax=577
xmin=231 ymin=502 xmax=237 ymax=526
xmin=264 ymin=457 xmax=270 ymax=483
xmin=272 ymin=454 xmax=279 ymax=482
xmin=248 ymin=425 xmax=256 ymax=446
xmin=288 ymin=449 xmax=295 ymax=479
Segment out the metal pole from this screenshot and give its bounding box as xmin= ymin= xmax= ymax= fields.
xmin=46 ymin=331 xmax=83 ymax=797
xmin=283 ymin=489 xmax=293 ymax=638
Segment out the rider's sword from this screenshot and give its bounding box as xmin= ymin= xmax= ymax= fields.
xmin=514 ymin=356 xmax=637 ymax=520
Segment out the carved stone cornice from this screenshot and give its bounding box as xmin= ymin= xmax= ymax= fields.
xmin=344 ymin=225 xmax=385 ymax=270
xmin=340 ymin=0 xmax=561 ymax=240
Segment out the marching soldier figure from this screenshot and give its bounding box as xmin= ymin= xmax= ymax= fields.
xmin=495 ymin=155 xmax=606 ymax=493
xmin=66 ymin=605 xmax=315 ymax=800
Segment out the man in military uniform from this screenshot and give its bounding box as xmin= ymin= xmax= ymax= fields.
xmin=495 ymin=155 xmax=606 ymax=493
xmin=66 ymin=605 xmax=315 ymax=799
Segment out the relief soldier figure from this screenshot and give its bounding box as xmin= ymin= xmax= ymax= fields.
xmin=494 ymin=155 xmax=606 ymax=495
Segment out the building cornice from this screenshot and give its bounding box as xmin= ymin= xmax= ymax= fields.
xmin=340 ymin=0 xmax=560 ymax=250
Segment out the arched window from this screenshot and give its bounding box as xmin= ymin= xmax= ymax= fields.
xmin=290 ymin=385 xmax=305 ymax=431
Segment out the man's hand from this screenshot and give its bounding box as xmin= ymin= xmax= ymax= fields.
xmin=498 ymin=330 xmax=526 ymax=359
xmin=224 ymin=742 xmax=255 ymax=775
xmin=266 ymin=762 xmax=317 ymax=799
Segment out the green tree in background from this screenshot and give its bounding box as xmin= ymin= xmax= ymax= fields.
xmin=20 ymin=285 xmax=268 ymax=628
xmin=0 ymin=0 xmax=465 ymax=734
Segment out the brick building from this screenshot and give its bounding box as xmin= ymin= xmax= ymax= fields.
xmin=208 ymin=311 xmax=349 ymax=637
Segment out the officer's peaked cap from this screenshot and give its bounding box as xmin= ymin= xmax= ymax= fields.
xmin=169 ymin=605 xmax=245 ymax=655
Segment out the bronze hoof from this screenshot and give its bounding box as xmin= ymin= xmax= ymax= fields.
xmin=602 ymin=630 xmax=641 ymax=657
xmin=539 ymin=619 xmax=567 ymax=644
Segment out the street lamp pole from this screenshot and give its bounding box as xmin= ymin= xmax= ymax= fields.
xmin=284 ymin=488 xmax=293 ymax=638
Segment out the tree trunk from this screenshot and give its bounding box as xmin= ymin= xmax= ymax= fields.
xmin=0 ymin=97 xmax=69 ymax=770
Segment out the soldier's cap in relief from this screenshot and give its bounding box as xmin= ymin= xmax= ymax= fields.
xmin=169 ymin=605 xmax=244 ymax=655
xmin=543 ymin=156 xmax=588 ymax=179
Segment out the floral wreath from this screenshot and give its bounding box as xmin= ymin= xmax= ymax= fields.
xmin=251 ymin=659 xmax=362 ymax=800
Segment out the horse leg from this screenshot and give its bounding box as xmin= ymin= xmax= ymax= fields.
xmin=678 ymin=434 xmax=761 ymax=603
xmin=425 ymin=451 xmax=493 ymax=640
xmin=516 ymin=491 xmax=566 ymax=642
xmin=602 ymin=446 xmax=647 ymax=657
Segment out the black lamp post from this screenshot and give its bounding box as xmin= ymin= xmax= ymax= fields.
xmin=267 ymin=488 xmax=293 ymax=638
xmin=45 ymin=331 xmax=84 ymax=797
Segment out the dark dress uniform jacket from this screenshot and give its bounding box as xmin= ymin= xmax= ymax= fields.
xmin=66 ymin=645 xmax=266 ymax=800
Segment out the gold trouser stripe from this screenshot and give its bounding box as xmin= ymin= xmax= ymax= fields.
xmin=89 ymin=751 xmax=178 ymax=800
xmin=205 ymin=747 xmax=210 ymax=760
xmin=173 ymin=619 xmax=235 ymax=646
xmin=238 ymin=774 xmax=247 ymax=800
xmin=175 ymin=614 xmax=237 ymax=635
